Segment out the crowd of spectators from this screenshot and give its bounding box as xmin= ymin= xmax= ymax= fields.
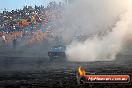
xmin=0 ymin=1 xmax=64 ymax=48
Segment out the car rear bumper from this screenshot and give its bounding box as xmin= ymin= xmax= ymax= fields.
xmin=48 ymin=52 xmax=66 ymax=58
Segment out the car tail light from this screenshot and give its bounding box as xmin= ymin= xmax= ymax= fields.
xmin=48 ymin=52 xmax=51 ymax=56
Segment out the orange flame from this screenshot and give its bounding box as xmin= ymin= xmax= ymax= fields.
xmin=78 ymin=66 xmax=86 ymax=76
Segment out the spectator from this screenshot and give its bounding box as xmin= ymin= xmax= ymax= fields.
xmin=0 ymin=1 xmax=64 ymax=48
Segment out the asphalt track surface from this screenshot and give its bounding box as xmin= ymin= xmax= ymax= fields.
xmin=0 ymin=56 xmax=132 ymax=88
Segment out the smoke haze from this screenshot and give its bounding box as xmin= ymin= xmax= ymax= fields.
xmin=55 ymin=0 xmax=132 ymax=62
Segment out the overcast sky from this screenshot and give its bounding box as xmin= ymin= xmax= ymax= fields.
xmin=0 ymin=0 xmax=63 ymax=11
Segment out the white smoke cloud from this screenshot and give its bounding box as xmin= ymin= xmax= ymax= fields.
xmin=55 ymin=0 xmax=132 ymax=61
xmin=66 ymin=10 xmax=132 ymax=61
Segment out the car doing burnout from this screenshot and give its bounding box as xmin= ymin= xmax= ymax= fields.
xmin=48 ymin=45 xmax=66 ymax=59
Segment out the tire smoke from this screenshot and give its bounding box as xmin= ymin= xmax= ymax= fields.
xmin=55 ymin=0 xmax=132 ymax=62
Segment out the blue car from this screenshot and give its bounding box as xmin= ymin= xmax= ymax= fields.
xmin=48 ymin=45 xmax=66 ymax=60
